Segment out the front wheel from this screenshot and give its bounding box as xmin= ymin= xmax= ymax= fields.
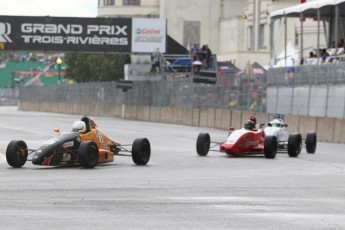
xmin=6 ymin=140 xmax=28 ymax=168
xmin=306 ymin=132 xmax=317 ymax=154
xmin=264 ymin=135 xmax=277 ymax=159
xmin=288 ymin=133 xmax=302 ymax=157
xmin=132 ymin=138 xmax=151 ymax=165
xmin=196 ymin=133 xmax=210 ymax=156
xmin=78 ymin=141 xmax=99 ymax=168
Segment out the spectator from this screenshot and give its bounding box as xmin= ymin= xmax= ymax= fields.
xmin=337 ymin=38 xmax=345 ymax=48
xmin=191 ymin=44 xmax=200 ymax=61
xmin=320 ymin=49 xmax=330 ymax=63
xmin=151 ymin=48 xmax=163 ymax=73
xmin=309 ymin=51 xmax=316 ymax=58
xmin=200 ymin=45 xmax=208 ymax=69
xmin=205 ymin=45 xmax=213 ymax=69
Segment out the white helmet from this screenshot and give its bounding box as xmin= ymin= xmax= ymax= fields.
xmin=72 ymin=121 xmax=86 ymax=132
xmin=270 ymin=118 xmax=282 ymax=127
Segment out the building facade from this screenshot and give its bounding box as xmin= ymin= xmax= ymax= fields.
xmin=98 ymin=0 xmax=322 ymax=69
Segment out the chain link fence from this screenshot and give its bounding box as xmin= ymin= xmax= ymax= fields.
xmin=19 ymin=74 xmax=267 ymax=113
xmin=0 ymin=88 xmax=18 ymax=105
xmin=267 ymin=63 xmax=345 ymax=118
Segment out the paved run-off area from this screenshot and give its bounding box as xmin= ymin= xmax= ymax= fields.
xmin=0 ymin=106 xmax=344 ymax=230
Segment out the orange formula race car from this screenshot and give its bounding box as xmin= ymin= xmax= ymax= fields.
xmin=6 ymin=116 xmax=151 ymax=168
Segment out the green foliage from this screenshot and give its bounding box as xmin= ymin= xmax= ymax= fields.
xmin=64 ymin=53 xmax=128 ymax=83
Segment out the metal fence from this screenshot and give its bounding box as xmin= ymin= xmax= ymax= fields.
xmin=15 ymin=62 xmax=345 ymax=118
xmin=267 ymin=63 xmax=345 ymax=118
xmin=0 ymin=88 xmax=18 ymax=105
xmin=19 ymin=74 xmax=267 ymax=113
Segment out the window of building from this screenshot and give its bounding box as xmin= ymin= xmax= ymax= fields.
xmin=104 ymin=0 xmax=115 ymax=5
xmin=258 ymin=24 xmax=265 ymax=49
xmin=247 ymin=26 xmax=253 ymax=50
xmin=123 ymin=0 xmax=140 ymax=5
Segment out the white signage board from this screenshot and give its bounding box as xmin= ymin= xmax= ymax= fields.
xmin=131 ymin=18 xmax=166 ymax=53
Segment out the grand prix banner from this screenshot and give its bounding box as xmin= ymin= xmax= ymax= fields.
xmin=0 ymin=16 xmax=166 ymax=53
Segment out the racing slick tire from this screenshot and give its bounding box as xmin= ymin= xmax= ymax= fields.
xmin=196 ymin=133 xmax=210 ymax=156
xmin=264 ymin=135 xmax=277 ymax=159
xmin=306 ymin=132 xmax=317 ymax=154
xmin=132 ymin=138 xmax=151 ymax=165
xmin=6 ymin=140 xmax=28 ymax=168
xmin=78 ymin=141 xmax=99 ymax=169
xmin=288 ymin=133 xmax=302 ymax=157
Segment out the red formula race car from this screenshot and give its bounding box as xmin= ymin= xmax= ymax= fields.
xmin=196 ymin=120 xmax=278 ymax=159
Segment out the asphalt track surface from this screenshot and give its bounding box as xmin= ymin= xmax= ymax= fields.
xmin=0 ymin=106 xmax=345 ymax=230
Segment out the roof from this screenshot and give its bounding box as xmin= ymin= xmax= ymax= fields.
xmin=270 ymin=0 xmax=345 ymax=19
xmin=218 ymin=61 xmax=241 ymax=75
xmin=166 ymin=35 xmax=188 ymax=55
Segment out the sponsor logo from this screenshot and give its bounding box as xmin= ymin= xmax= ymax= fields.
xmin=135 ymin=28 xmax=161 ymax=35
xmin=63 ymin=141 xmax=74 ymax=148
xmin=19 ymin=23 xmax=129 ymax=46
xmin=0 ymin=22 xmax=12 ymax=43
xmin=245 ymin=140 xmax=259 ymax=147
xmin=134 ymin=27 xmax=163 ymax=43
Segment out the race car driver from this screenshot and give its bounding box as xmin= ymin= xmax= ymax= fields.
xmin=244 ymin=115 xmax=257 ymax=130
xmin=268 ymin=113 xmax=285 ymax=128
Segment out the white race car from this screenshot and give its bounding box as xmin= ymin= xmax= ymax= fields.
xmin=263 ymin=114 xmax=317 ymax=157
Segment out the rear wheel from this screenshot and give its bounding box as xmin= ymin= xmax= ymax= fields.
xmin=306 ymin=132 xmax=317 ymax=154
xmin=132 ymin=138 xmax=151 ymax=165
xmin=6 ymin=140 xmax=28 ymax=168
xmin=78 ymin=141 xmax=99 ymax=168
xmin=196 ymin=133 xmax=210 ymax=156
xmin=264 ymin=135 xmax=277 ymax=159
xmin=288 ymin=133 xmax=302 ymax=157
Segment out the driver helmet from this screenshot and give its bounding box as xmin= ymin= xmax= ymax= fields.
xmin=72 ymin=120 xmax=86 ymax=132
xmin=270 ymin=118 xmax=282 ymax=128
xmin=250 ymin=115 xmax=257 ymax=124
xmin=244 ymin=120 xmax=256 ymax=130
xmin=273 ymin=113 xmax=284 ymax=120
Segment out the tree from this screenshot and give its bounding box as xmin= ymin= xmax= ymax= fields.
xmin=64 ymin=53 xmax=128 ymax=83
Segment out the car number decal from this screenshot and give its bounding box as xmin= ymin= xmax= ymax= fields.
xmin=96 ymin=131 xmax=104 ymax=143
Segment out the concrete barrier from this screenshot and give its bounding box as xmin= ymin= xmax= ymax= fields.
xmin=182 ymin=108 xmax=193 ymax=126
xmin=199 ymin=108 xmax=208 ymax=127
xmin=124 ymin=105 xmax=137 ymax=120
xmin=160 ymin=107 xmax=173 ymax=123
xmin=149 ymin=106 xmax=161 ymax=122
xmin=192 ymin=108 xmax=200 ymax=126
xmin=137 ymin=105 xmax=150 ymax=121
xmin=284 ymin=114 xmax=300 ymax=134
xmin=231 ymin=110 xmax=242 ymax=129
xmin=333 ymin=118 xmax=345 ymax=143
xmin=206 ymin=108 xmax=216 ymax=128
xmin=298 ymin=115 xmax=317 ymax=137
xmin=316 ymin=117 xmax=335 ymax=142
xmin=172 ymin=107 xmax=183 ymax=124
xmin=214 ymin=109 xmax=223 ymax=129
xmin=221 ymin=109 xmax=231 ymax=130
xmin=16 ymin=100 xmax=345 ymax=143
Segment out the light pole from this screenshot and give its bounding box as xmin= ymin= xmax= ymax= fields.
xmin=56 ymin=57 xmax=62 ymax=84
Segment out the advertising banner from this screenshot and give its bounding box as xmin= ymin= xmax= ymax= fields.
xmin=131 ymin=18 xmax=166 ymax=53
xmin=0 ymin=16 xmax=166 ymax=53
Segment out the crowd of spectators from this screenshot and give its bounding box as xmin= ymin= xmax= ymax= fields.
xmin=191 ymin=44 xmax=213 ymax=71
